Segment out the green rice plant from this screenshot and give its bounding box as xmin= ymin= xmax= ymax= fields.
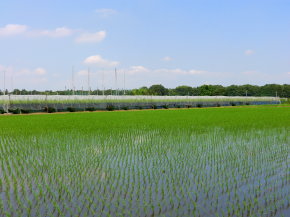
xmin=0 ymin=106 xmax=288 ymax=216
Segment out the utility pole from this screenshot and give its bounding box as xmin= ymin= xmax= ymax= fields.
xmin=11 ymin=72 xmax=13 ymax=95
xmin=102 ymin=70 xmax=105 ymax=96
xmin=87 ymin=68 xmax=91 ymax=95
xmin=95 ymin=69 xmax=98 ymax=96
xmin=123 ymin=71 xmax=126 ymax=95
xmin=3 ymin=70 xmax=6 ymax=95
xmin=72 ymin=66 xmax=75 ymax=95
xmin=115 ymin=68 xmax=118 ymax=96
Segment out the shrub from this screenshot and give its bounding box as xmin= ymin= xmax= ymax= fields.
xmin=0 ymin=109 xmax=5 ymax=114
xmin=8 ymin=108 xmax=21 ymax=114
xmin=175 ymin=105 xmax=181 ymax=108
xmin=245 ymin=102 xmax=250 ymax=105
xmin=216 ymin=103 xmax=221 ymax=107
xmin=137 ymin=106 xmax=143 ymax=110
xmin=20 ymin=109 xmax=32 ymax=114
xmin=151 ymin=104 xmax=157 ymax=109
xmin=67 ymin=107 xmax=76 ymax=112
xmin=85 ymin=107 xmax=95 ymax=112
xmin=196 ymin=104 xmax=202 ymax=108
xmin=106 ymin=104 xmax=115 ymax=111
xmin=121 ymin=106 xmax=129 ymax=110
xmin=44 ymin=107 xmax=56 ymax=113
xmin=230 ymin=102 xmax=236 ymax=106
xmin=162 ymin=105 xmax=169 ymax=109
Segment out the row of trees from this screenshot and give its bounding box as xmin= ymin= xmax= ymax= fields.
xmin=132 ymin=84 xmax=290 ymax=97
xmin=0 ymin=84 xmax=289 ymax=97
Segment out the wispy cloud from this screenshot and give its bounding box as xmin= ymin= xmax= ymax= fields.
xmin=244 ymin=49 xmax=255 ymax=56
xmin=0 ymin=65 xmax=48 ymax=90
xmin=126 ymin=66 xmax=149 ymax=75
xmin=242 ymin=70 xmax=258 ymax=75
xmin=0 ymin=24 xmax=109 ymax=44
xmin=155 ymin=68 xmax=207 ymax=75
xmin=77 ymin=70 xmax=90 ymax=76
xmin=162 ymin=56 xmax=173 ymax=62
xmin=0 ymin=24 xmax=28 ymax=36
xmin=117 ymin=66 xmax=206 ymax=76
xmin=0 ymin=24 xmax=74 ymax=38
xmin=0 ymin=65 xmax=47 ymax=76
xmin=75 ymin=31 xmax=106 ymax=43
xmin=84 ymin=55 xmax=119 ymax=67
xmin=34 ymin=68 xmax=47 ymax=75
xmin=96 ymin=8 xmax=117 ymax=18
xmin=31 ymin=27 xmax=74 ymax=38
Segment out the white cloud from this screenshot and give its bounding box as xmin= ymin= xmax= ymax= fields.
xmin=0 ymin=65 xmax=48 ymax=90
xmin=0 ymin=24 xmax=74 ymax=38
xmin=96 ymin=8 xmax=117 ymax=17
xmin=77 ymin=70 xmax=89 ymax=76
xmin=155 ymin=68 xmax=206 ymax=75
xmin=34 ymin=68 xmax=46 ymax=75
xmin=127 ymin=66 xmax=149 ymax=75
xmin=84 ymin=55 xmax=119 ymax=67
xmin=0 ymin=24 xmax=108 ymax=45
xmin=0 ymin=24 xmax=28 ymax=36
xmin=75 ymin=31 xmax=106 ymax=43
xmin=242 ymin=70 xmax=258 ymax=75
xmin=35 ymin=27 xmax=73 ymax=38
xmin=162 ymin=56 xmax=173 ymax=62
xmin=0 ymin=65 xmax=47 ymax=76
xmin=245 ymin=49 xmax=254 ymax=56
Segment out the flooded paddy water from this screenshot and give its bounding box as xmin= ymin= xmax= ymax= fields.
xmin=0 ymin=107 xmax=289 ymax=217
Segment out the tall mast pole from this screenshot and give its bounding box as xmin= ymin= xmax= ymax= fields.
xmin=72 ymin=66 xmax=75 ymax=95
xmin=123 ymin=70 xmax=125 ymax=95
xmin=88 ymin=67 xmax=90 ymax=95
xmin=3 ymin=70 xmax=6 ymax=96
xmin=102 ymin=70 xmax=104 ymax=96
xmin=115 ymin=68 xmax=118 ymax=96
xmin=11 ymin=72 xmax=13 ymax=95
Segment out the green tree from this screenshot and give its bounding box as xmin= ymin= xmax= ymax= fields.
xmin=149 ymin=84 xmax=169 ymax=96
xmin=132 ymin=86 xmax=149 ymax=95
xmin=174 ymin=85 xmax=193 ymax=96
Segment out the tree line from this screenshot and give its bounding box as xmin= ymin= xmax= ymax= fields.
xmin=0 ymin=84 xmax=289 ymax=97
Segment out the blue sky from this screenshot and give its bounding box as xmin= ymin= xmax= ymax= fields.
xmin=0 ymin=0 xmax=289 ymax=90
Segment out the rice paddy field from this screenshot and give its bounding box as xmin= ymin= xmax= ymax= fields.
xmin=0 ymin=106 xmax=289 ymax=217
